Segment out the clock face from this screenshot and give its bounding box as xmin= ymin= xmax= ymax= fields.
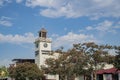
xmin=43 ymin=43 xmax=48 ymax=48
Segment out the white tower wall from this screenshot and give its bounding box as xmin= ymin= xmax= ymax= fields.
xmin=34 ymin=28 xmax=59 ymax=80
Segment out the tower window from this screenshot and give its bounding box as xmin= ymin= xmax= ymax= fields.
xmin=42 ymin=32 xmax=46 ymax=38
xmin=35 ymin=50 xmax=39 ymax=56
xmin=42 ymin=50 xmax=50 ymax=54
xmin=39 ymin=28 xmax=47 ymax=38
xmin=39 ymin=32 xmax=46 ymax=38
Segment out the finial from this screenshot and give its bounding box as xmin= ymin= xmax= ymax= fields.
xmin=38 ymin=26 xmax=47 ymax=38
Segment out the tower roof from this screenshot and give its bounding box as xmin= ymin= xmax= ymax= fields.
xmin=39 ymin=28 xmax=47 ymax=33
xmin=38 ymin=28 xmax=47 ymax=38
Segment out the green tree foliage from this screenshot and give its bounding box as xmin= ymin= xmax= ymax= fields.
xmin=8 ymin=62 xmax=43 ymax=80
xmin=80 ymin=43 xmax=116 ymax=80
xmin=8 ymin=65 xmax=16 ymax=79
xmin=114 ymin=46 xmax=120 ymax=70
xmin=0 ymin=66 xmax=8 ymax=78
xmin=42 ymin=42 xmax=117 ymax=80
xmin=42 ymin=55 xmax=68 ymax=80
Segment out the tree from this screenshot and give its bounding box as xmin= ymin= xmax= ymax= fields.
xmin=114 ymin=46 xmax=120 ymax=70
xmin=78 ymin=43 xmax=115 ymax=80
xmin=43 ymin=43 xmax=91 ymax=80
xmin=8 ymin=65 xmax=16 ymax=80
xmin=66 ymin=47 xmax=90 ymax=79
xmin=0 ymin=66 xmax=8 ymax=78
xmin=42 ymin=53 xmax=68 ymax=80
xmin=8 ymin=62 xmax=44 ymax=80
xmin=43 ymin=42 xmax=116 ymax=80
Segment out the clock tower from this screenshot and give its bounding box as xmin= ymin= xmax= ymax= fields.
xmin=35 ymin=28 xmax=52 ymax=68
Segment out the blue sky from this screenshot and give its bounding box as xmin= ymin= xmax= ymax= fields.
xmin=0 ymin=0 xmax=120 ymax=66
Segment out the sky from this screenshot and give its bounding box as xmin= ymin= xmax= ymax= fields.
xmin=0 ymin=0 xmax=120 ymax=66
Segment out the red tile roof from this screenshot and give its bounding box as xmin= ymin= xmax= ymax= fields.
xmin=97 ymin=68 xmax=120 ymax=74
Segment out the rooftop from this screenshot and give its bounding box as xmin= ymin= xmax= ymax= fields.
xmin=12 ymin=59 xmax=35 ymax=63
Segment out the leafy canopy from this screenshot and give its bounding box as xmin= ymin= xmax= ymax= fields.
xmin=42 ymin=42 xmax=117 ymax=80
xmin=8 ymin=62 xmax=44 ymax=80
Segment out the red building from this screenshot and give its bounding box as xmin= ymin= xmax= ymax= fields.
xmin=97 ymin=68 xmax=120 ymax=80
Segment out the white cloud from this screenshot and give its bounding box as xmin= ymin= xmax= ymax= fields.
xmin=0 ymin=31 xmax=97 ymax=49
xmin=52 ymin=32 xmax=98 ymax=49
xmin=16 ymin=0 xmax=23 ymax=3
xmin=25 ymin=0 xmax=120 ymax=18
xmin=0 ymin=0 xmax=3 ymax=6
xmin=51 ymin=34 xmax=59 ymax=38
xmin=0 ymin=32 xmax=36 ymax=44
xmin=0 ymin=0 xmax=12 ymax=7
xmin=95 ymin=20 xmax=113 ymax=31
xmin=0 ymin=20 xmax=12 ymax=27
xmin=86 ymin=20 xmax=120 ymax=33
xmin=118 ymin=21 xmax=120 ymax=25
xmin=86 ymin=26 xmax=93 ymax=30
xmin=26 ymin=0 xmax=63 ymax=8
xmin=0 ymin=16 xmax=12 ymax=27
